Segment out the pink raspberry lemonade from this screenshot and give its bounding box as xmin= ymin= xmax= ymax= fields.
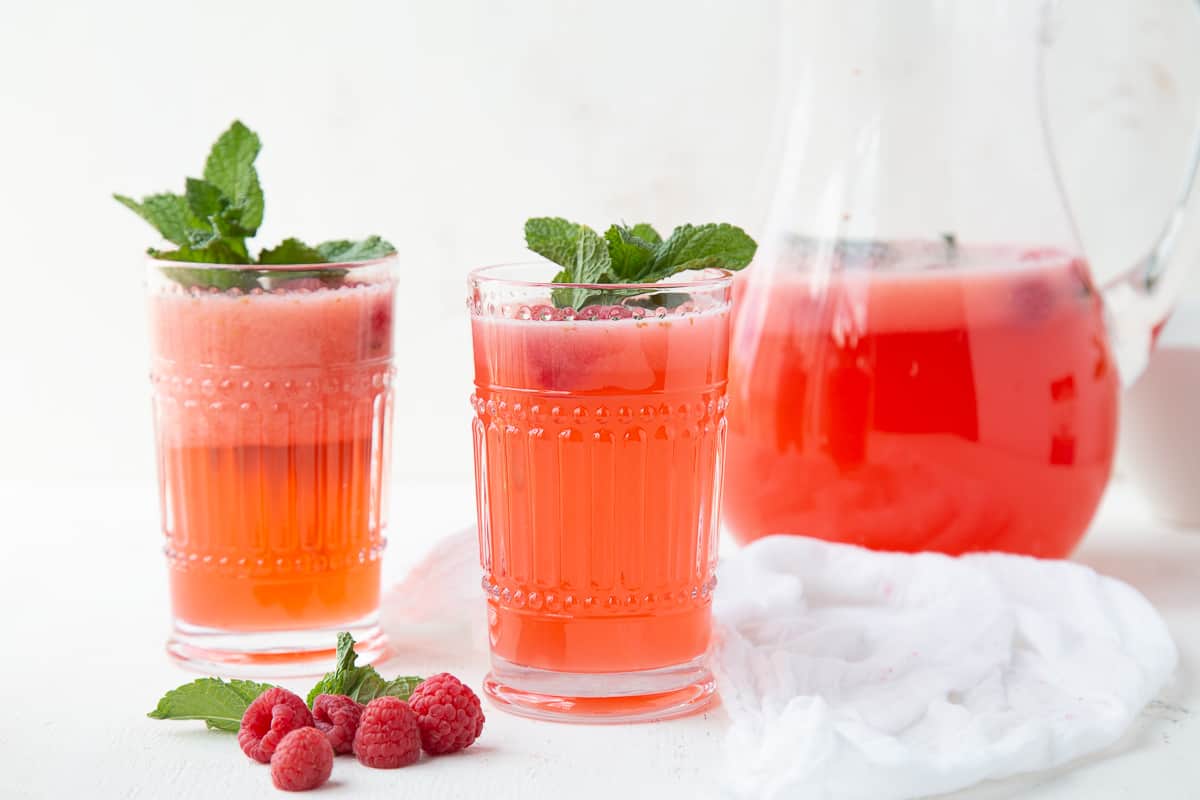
xmin=724 ymin=243 xmax=1119 ymax=556
xmin=148 ymin=258 xmax=396 ymax=673
xmin=469 ymin=264 xmax=732 ymax=722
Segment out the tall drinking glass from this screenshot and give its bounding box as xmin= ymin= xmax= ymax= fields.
xmin=469 ymin=264 xmax=732 ymax=722
xmin=148 ymin=257 xmax=396 ymax=674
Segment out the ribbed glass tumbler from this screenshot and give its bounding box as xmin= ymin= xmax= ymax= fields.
xmin=147 ymin=256 xmax=397 ymax=675
xmin=468 ymin=263 xmax=732 ymax=722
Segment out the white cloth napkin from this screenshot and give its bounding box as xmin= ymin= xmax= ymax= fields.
xmin=380 ymin=529 xmax=1176 ymax=799
xmin=716 ymin=535 xmax=1177 ymax=800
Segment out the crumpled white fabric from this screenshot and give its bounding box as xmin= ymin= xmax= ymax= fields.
xmin=715 ymin=535 xmax=1177 ymax=800
xmin=380 ymin=528 xmax=489 ymax=659
xmin=380 ymin=529 xmax=1177 ymax=799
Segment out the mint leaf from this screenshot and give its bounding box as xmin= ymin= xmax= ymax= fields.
xmin=380 ymin=675 xmax=424 ymax=699
xmin=259 ymin=238 xmax=326 ymax=265
xmin=525 ymin=217 xmax=612 ymax=308
xmin=148 ymin=677 xmax=273 ymax=732
xmin=647 ymin=223 xmax=757 ymax=277
xmin=185 ymin=177 xmax=226 ymax=220
xmin=525 ymin=217 xmax=588 ymax=268
xmin=306 ymin=632 xmax=422 ymax=707
xmin=631 ymin=223 xmax=662 ymax=245
xmin=567 ymin=227 xmax=611 ymax=283
xmin=181 ymin=179 xmax=232 ymax=252
xmin=524 ymin=217 xmax=611 ymax=282
xmin=316 ymin=236 xmax=396 ymax=262
xmin=203 ymin=120 xmax=263 ymax=235
xmin=605 ymin=225 xmax=657 ymax=281
xmin=114 ymin=193 xmax=208 ymax=248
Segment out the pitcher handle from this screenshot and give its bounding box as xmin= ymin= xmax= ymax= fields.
xmin=1041 ymin=0 xmax=1200 ymax=383
xmin=1102 ymin=110 xmax=1200 ymax=383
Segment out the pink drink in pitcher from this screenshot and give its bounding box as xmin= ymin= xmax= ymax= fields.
xmin=724 ymin=245 xmax=1120 ymax=557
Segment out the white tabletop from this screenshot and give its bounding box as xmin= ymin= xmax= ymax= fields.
xmin=1 ymin=478 xmax=1196 ymax=799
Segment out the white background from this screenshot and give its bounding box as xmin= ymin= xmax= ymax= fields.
xmin=2 ymin=0 xmax=1199 ymax=490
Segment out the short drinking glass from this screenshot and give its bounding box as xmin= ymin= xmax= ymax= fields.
xmin=148 ymin=256 xmax=397 ymax=674
xmin=469 ymin=263 xmax=732 ymax=722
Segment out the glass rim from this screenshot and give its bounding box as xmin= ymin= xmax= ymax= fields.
xmin=469 ymin=261 xmax=734 ymax=291
xmin=145 ymin=253 xmax=398 ymax=271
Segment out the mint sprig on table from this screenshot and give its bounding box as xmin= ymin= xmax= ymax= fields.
xmin=115 ymin=120 xmax=395 ymax=290
xmin=147 ymin=633 xmax=421 ymax=731
xmin=525 ymin=217 xmax=757 ymax=308
xmin=304 ymin=632 xmax=422 ymax=707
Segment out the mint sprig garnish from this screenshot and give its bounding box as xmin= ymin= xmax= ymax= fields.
xmin=524 ymin=217 xmax=756 ymax=308
xmin=146 ymin=633 xmax=422 ymax=731
xmin=305 ymin=632 xmax=422 ymax=707
xmin=115 ymin=120 xmax=395 ymax=289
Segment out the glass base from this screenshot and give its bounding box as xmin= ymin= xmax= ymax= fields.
xmin=167 ymin=614 xmax=387 ymax=678
xmin=483 ymin=654 xmax=716 ymax=724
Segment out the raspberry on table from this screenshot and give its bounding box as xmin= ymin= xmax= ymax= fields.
xmin=270 ymin=727 xmax=334 ymax=792
xmin=353 ymin=696 xmax=421 ymax=769
xmin=237 ymin=687 xmax=315 ymax=764
xmin=407 ymin=673 xmax=485 ymax=755
xmin=312 ymin=694 xmax=364 ymax=755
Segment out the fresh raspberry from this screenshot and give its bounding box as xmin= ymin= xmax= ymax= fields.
xmin=407 ymin=673 xmax=485 ymax=755
xmin=312 ymin=694 xmax=364 ymax=755
xmin=353 ymin=696 xmax=421 ymax=768
xmin=269 ymin=727 xmax=334 ymax=792
xmin=237 ymin=687 xmax=314 ymax=764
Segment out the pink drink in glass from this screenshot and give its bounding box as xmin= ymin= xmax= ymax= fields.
xmin=148 ymin=259 xmax=395 ymax=671
xmin=470 ymin=265 xmax=731 ymax=721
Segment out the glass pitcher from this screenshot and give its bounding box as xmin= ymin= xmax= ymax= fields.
xmin=726 ymin=0 xmax=1200 ymax=556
